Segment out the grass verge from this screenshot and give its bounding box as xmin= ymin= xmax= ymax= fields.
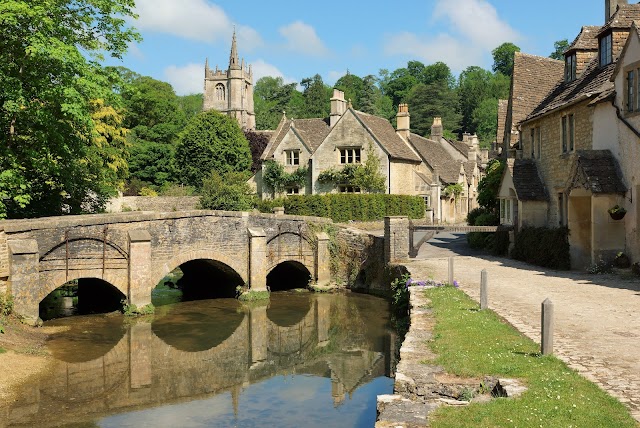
xmin=424 ymin=286 xmax=638 ymax=428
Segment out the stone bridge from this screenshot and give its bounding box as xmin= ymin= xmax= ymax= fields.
xmin=0 ymin=210 xmax=332 ymax=322
xmin=0 ymin=295 xmax=393 ymax=428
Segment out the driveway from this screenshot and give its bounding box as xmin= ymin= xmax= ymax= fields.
xmin=403 ymin=232 xmax=640 ymax=422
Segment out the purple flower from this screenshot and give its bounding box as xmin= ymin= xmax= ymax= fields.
xmin=453 ymin=280 xmax=459 ymax=288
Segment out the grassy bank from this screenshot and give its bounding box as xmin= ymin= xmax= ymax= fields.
xmin=423 ymin=286 xmax=637 ymax=428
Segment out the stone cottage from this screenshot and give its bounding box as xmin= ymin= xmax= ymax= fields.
xmin=498 ymin=0 xmax=640 ymax=269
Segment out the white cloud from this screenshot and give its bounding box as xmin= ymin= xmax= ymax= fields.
xmin=384 ymin=0 xmax=521 ymax=72
xmin=327 ymin=70 xmax=346 ymax=85
xmin=133 ymin=0 xmax=262 ymax=50
xmin=279 ymin=21 xmax=330 ymax=57
xmin=251 ymin=59 xmax=298 ymax=85
xmin=164 ymin=63 xmax=204 ymax=95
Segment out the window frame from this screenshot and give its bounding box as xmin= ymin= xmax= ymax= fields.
xmin=622 ymin=62 xmax=640 ymax=116
xmin=284 ymin=149 xmax=300 ymax=166
xmin=339 ymin=147 xmax=362 ymax=164
xmin=338 ymin=185 xmax=361 ymax=194
xmin=599 ymin=33 xmax=613 ymax=67
xmin=561 ymin=113 xmax=575 ymax=154
xmin=565 ymin=53 xmax=577 ymax=82
xmin=286 ymin=186 xmax=300 ymax=195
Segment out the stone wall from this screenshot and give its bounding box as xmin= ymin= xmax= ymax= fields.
xmin=335 ymin=227 xmax=387 ymax=294
xmin=105 ymin=196 xmax=200 ymax=213
xmin=0 ymin=227 xmax=7 ymax=294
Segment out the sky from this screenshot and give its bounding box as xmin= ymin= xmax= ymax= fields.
xmin=111 ymin=0 xmax=607 ymax=95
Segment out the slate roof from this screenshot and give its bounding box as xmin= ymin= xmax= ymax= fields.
xmin=525 ymin=60 xmax=616 ymax=121
xmin=407 ymin=133 xmax=461 ymax=184
xmin=599 ymin=4 xmax=640 ymax=35
xmin=261 ymin=118 xmax=330 ymax=159
xmin=354 ymin=111 xmax=421 ymax=162
xmin=567 ymin=26 xmax=601 ymax=51
xmin=449 ymin=140 xmax=470 ymax=157
xmin=508 ymin=159 xmax=548 ymax=201
xmin=570 ymin=150 xmax=626 ymax=194
xmin=506 ymin=53 xmax=564 ymax=139
xmin=497 ymin=99 xmax=508 ymax=144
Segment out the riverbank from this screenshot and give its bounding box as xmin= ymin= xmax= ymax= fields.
xmin=0 ymin=316 xmax=57 ymax=402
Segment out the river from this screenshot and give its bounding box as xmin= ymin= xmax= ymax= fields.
xmin=0 ymin=290 xmax=398 ymax=428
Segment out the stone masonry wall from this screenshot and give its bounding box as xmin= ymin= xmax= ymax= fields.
xmin=523 ymin=101 xmax=594 ymax=225
xmin=105 ymin=196 xmax=200 ymax=213
xmin=335 ymin=227 xmax=388 ymax=294
xmin=0 ymin=228 xmax=7 ymax=294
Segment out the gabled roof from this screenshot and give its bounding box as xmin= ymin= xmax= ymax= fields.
xmin=260 ymin=117 xmax=330 ymax=160
xmin=567 ymin=150 xmax=626 ymax=194
xmin=611 ymin=22 xmax=640 ymax=80
xmin=507 ymin=52 xmax=564 ymax=131
xmin=507 ymin=159 xmax=548 ymax=201
xmin=497 ymin=99 xmax=508 ymax=144
xmin=599 ymin=4 xmax=640 ymax=35
xmin=407 ymin=133 xmax=462 ymax=184
xmin=353 ymin=111 xmax=421 ymax=162
xmin=449 ymin=140 xmax=470 ymax=157
xmin=525 ymin=58 xmax=616 ymax=122
xmin=567 ymin=26 xmax=601 ymax=52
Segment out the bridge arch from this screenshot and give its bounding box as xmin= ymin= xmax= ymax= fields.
xmin=267 ymin=260 xmax=312 ymax=291
xmin=266 ymin=231 xmax=316 ymax=280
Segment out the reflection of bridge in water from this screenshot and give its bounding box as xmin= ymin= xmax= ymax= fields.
xmin=0 ymin=294 xmax=396 ymax=427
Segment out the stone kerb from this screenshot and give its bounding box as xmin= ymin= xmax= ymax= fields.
xmin=384 ymin=216 xmax=410 ymax=263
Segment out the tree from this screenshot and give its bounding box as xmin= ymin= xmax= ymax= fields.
xmin=353 ymin=143 xmax=386 ymax=193
xmin=178 ymin=94 xmax=203 ymax=121
xmin=0 ymin=0 xmax=140 ymax=218
xmin=472 ymin=98 xmax=499 ymax=147
xmin=335 ymin=73 xmax=364 ymax=110
xmin=492 ymin=42 xmax=521 ymax=77
xmin=458 ymin=66 xmax=495 ymax=133
xmin=199 ymin=171 xmax=255 ymax=211
xmin=301 ymin=74 xmax=330 ymax=118
xmin=550 ymin=39 xmax=569 ymax=60
xmin=254 ymin=76 xmax=296 ymax=129
xmin=406 ymin=83 xmax=461 ymax=137
xmin=244 ymin=130 xmax=270 ymax=173
xmin=477 ymin=159 xmax=505 ymax=214
xmin=174 ymin=110 xmax=251 ymax=187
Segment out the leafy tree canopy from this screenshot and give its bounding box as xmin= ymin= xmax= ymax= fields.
xmin=406 ymin=83 xmax=461 ymax=137
xmin=174 ymin=110 xmax=251 ymax=187
xmin=199 ymin=171 xmax=255 ymax=212
xmin=477 ymin=159 xmax=505 ymax=213
xmin=550 ymin=39 xmax=569 ymax=60
xmin=492 ymin=42 xmax=521 ymax=77
xmin=0 ymin=0 xmax=140 ymax=218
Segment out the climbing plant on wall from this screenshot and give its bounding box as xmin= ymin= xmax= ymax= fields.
xmin=262 ymin=160 xmax=308 ymax=196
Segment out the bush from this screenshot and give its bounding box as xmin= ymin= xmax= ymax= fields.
xmin=467 ymin=232 xmax=490 ymax=249
xmin=256 ymin=194 xmax=424 ymax=221
xmin=511 ymin=227 xmax=570 ymax=270
xmin=467 ymin=207 xmax=488 ymax=226
xmin=200 ymin=171 xmax=256 ymax=211
xmin=475 ymin=212 xmax=499 ymax=226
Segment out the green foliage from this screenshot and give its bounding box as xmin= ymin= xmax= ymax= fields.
xmin=492 ymin=42 xmax=521 ymax=77
xmin=175 ymin=110 xmax=251 ymax=187
xmin=466 ymin=207 xmax=490 ymax=226
xmin=472 ymin=97 xmax=500 ymax=146
xmin=244 ymin=130 xmax=270 ymax=173
xmin=0 ymin=0 xmax=139 ymax=218
xmin=158 ymin=182 xmax=195 ymax=196
xmin=257 ymin=194 xmax=424 ymax=222
xmin=301 ymin=74 xmax=331 ymax=118
xmin=477 ymin=159 xmax=505 ymax=214
xmin=122 ymin=302 xmax=154 ymax=317
xmin=0 ymin=293 xmax=13 ymax=317
xmin=177 ymin=93 xmax=203 ymax=121
xmin=238 ymin=290 xmax=270 ymax=302
xmin=335 ymin=73 xmax=364 ymax=109
xmin=262 ymin=160 xmax=308 ymax=196
xmin=407 ymin=82 xmax=461 ymax=137
xmin=512 ymin=227 xmax=570 ymax=270
xmin=550 ymin=39 xmax=569 ymax=60
xmin=458 ymin=66 xmax=510 ymax=138
xmin=424 ymin=286 xmax=637 ymax=428
xmin=317 ymin=144 xmax=386 ymax=193
xmin=443 ymin=183 xmax=463 ymax=199
xmin=199 ymin=171 xmax=256 ymax=211
xmin=588 ymin=258 xmax=614 ymax=274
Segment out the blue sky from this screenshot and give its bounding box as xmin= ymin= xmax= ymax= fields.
xmin=112 ymin=0 xmax=606 ymax=95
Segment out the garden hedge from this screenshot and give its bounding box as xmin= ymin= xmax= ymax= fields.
xmin=511 ymin=227 xmax=570 ymax=270
xmin=256 ymin=194 xmax=425 ymax=222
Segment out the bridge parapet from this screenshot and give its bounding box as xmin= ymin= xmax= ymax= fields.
xmin=0 ymin=210 xmax=332 ymax=323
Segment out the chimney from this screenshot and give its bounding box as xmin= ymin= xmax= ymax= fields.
xmin=330 ymin=89 xmax=346 ymax=127
xmin=606 ymin=0 xmax=628 ymax=22
xmin=431 ymin=117 xmax=443 ymax=141
xmin=396 ymin=104 xmax=410 ymax=139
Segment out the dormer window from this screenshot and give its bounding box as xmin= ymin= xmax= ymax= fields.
xmin=565 ymin=53 xmax=577 ymax=82
xmin=599 ymin=33 xmax=613 ymax=66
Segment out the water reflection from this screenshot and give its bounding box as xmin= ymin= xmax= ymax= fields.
xmin=0 ymin=292 xmax=396 ymax=428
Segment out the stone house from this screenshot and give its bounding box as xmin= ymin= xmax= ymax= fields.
xmin=498 ymin=0 xmax=640 ymax=269
xmin=257 ymin=89 xmax=485 ymax=223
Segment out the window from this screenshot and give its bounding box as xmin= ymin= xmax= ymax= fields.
xmin=285 ymin=150 xmax=299 ymax=166
xmin=628 ymin=71 xmax=635 ymax=113
xmin=215 ymin=83 xmax=225 ymax=101
xmin=599 ymin=33 xmax=612 ymax=66
xmin=561 ymin=114 xmax=575 ymax=153
xmin=286 ymin=187 xmax=300 ymax=195
xmin=558 ymin=193 xmax=566 ymax=226
xmin=565 ymin=53 xmax=577 ymax=82
xmin=338 ymin=185 xmax=361 ymax=193
xmin=530 ymin=128 xmax=535 ymax=159
xmin=340 ymin=148 xmax=361 ymax=164
xmin=500 ymin=198 xmax=514 ymax=225
xmin=536 ymin=127 xmax=542 ymax=160
xmin=423 ymin=196 xmax=430 ymax=209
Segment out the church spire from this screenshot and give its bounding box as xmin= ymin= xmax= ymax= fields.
xmin=229 ymin=28 xmax=240 ymax=69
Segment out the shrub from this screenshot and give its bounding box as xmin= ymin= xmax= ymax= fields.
xmin=467 ymin=207 xmax=488 ymax=226
xmin=475 ymin=212 xmax=499 ymax=226
xmin=0 ymin=293 xmax=13 ymax=317
xmin=199 ymin=171 xmax=256 ymax=211
xmin=256 ymin=194 xmax=424 ymax=221
xmin=467 ymin=232 xmax=489 ymax=249
xmin=511 ymin=227 xmax=570 ymax=270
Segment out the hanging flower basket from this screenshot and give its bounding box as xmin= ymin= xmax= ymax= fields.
xmin=608 ymin=205 xmax=627 ymax=220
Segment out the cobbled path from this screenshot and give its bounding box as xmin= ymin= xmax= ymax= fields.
xmin=403 ymin=232 xmax=640 ymax=422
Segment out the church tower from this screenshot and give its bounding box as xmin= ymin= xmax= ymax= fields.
xmin=203 ymin=31 xmax=256 ymax=130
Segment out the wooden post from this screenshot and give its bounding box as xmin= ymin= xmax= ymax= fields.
xmin=448 ymin=257 xmax=454 ymax=285
xmin=480 ymin=269 xmax=488 ymax=310
xmin=541 ymin=298 xmax=554 ymax=355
